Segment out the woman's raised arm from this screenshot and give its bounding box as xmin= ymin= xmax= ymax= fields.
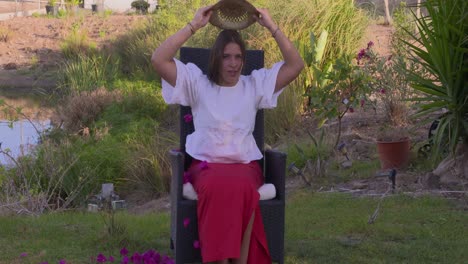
xmin=255 ymin=8 xmax=304 ymax=92
xmin=151 ymin=6 xmax=213 ymax=87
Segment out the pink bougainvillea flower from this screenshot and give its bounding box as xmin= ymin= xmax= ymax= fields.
xmin=130 ymin=252 xmax=142 ymax=263
xmin=357 ymin=49 xmax=366 ymax=60
xmin=108 ymin=255 xmax=115 ymax=262
xmin=199 ymin=161 xmax=208 ymax=170
xmin=162 ymin=255 xmax=175 ymax=264
xmin=183 ymin=171 xmax=192 ymax=184
xmin=349 ymin=107 xmax=354 ymax=113
xmin=183 ymin=114 xmax=193 ymax=123
xmin=153 ymin=252 xmax=161 ymax=263
xmin=120 ymin=247 xmax=129 ymax=256
xmin=96 ymin=253 xmax=107 ymax=263
xmin=183 ymin=217 xmax=190 ymax=228
xmin=367 ymin=41 xmax=374 ymax=49
xmin=193 ymin=240 xmax=200 ymax=249
xmin=121 ymin=256 xmax=129 ymax=264
xmin=20 ymin=252 xmax=27 ymax=257
xmin=59 ymin=260 xmax=66 ymax=264
xmin=380 ymin=88 xmax=386 ymax=94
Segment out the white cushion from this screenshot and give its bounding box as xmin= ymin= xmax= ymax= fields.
xmin=182 ymin=183 xmax=276 ymax=201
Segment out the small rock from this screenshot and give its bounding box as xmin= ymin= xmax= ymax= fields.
xmin=341 ymin=160 xmax=353 ymax=169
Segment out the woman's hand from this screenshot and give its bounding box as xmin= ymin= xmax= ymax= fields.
xmin=254 ymin=8 xmax=277 ymax=32
xmin=191 ymin=6 xmax=213 ymax=31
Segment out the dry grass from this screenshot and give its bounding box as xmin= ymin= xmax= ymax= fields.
xmin=54 ymin=88 xmax=122 ymax=133
xmin=0 ymin=26 xmax=13 ymax=43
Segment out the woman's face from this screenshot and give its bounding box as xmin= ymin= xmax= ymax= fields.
xmin=219 ymin=42 xmax=243 ymax=87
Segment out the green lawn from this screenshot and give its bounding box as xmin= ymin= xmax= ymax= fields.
xmin=1 ymin=192 xmax=466 ymax=263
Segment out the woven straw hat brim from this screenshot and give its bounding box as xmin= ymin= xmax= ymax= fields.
xmin=209 ymin=0 xmax=258 ymax=30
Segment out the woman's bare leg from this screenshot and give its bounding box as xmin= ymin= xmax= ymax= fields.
xmin=232 ymin=212 xmax=255 ymax=264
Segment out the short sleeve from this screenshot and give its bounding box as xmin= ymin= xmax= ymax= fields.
xmin=250 ymin=61 xmax=286 ymax=109
xmin=161 ymin=59 xmax=202 ymax=106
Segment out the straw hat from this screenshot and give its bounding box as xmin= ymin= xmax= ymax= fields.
xmin=209 ymin=0 xmax=258 ymax=30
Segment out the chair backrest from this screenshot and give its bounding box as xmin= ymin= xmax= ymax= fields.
xmin=178 ymin=47 xmax=265 ymax=170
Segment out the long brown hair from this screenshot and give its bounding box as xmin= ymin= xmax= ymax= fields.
xmin=208 ymin=30 xmax=246 ymax=84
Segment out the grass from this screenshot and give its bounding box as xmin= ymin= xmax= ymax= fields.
xmin=0 ymin=212 xmax=171 ymax=263
xmin=1 ymin=192 xmax=466 ymax=263
xmin=285 ymin=192 xmax=468 ymax=263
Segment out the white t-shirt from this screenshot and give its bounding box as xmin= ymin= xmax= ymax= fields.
xmin=162 ymin=58 xmax=285 ymax=163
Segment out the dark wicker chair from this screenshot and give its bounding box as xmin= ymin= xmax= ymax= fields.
xmin=169 ymin=47 xmax=286 ymax=264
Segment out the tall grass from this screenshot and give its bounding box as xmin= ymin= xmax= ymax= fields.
xmin=58 ymin=54 xmax=120 ymax=93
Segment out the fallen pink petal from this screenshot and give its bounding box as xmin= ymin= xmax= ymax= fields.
xmin=193 ymin=240 xmax=200 ymax=249
xmin=96 ymin=253 xmax=107 ymax=263
xmin=183 ymin=217 xmax=190 ymax=228
xmin=120 ymin=247 xmax=129 ymax=256
xmin=183 ymin=171 xmax=192 ymax=184
xmin=183 ymin=114 xmax=193 ymax=123
xmin=199 ymin=161 xmax=208 ymax=170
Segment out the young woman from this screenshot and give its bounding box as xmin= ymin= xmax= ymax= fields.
xmin=152 ymin=5 xmax=304 ymax=264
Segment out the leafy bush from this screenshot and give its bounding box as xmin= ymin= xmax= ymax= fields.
xmin=403 ymin=0 xmax=468 ymax=157
xmin=131 ymin=0 xmax=150 ymax=10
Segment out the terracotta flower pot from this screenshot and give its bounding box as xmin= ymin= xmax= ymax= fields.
xmin=376 ymin=137 xmax=410 ymax=169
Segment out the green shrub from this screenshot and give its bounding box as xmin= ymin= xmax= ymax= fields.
xmin=131 ymin=0 xmax=150 ymax=13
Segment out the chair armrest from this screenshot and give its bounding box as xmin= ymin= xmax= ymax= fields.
xmin=169 ymin=149 xmax=185 ymax=200
xmin=264 ymin=149 xmax=286 ymax=200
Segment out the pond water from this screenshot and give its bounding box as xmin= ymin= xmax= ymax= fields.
xmin=0 ymin=96 xmax=52 ymax=166
xmin=0 ymin=119 xmax=50 ymax=165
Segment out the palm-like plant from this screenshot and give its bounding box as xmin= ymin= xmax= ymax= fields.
xmin=403 ymin=0 xmax=468 ymax=158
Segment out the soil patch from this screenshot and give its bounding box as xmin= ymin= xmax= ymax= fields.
xmin=0 ymin=13 xmax=146 ymax=91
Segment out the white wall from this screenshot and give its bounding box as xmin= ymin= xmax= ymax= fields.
xmin=83 ymin=0 xmax=159 ymax=13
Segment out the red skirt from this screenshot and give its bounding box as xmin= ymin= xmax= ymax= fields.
xmin=188 ymin=159 xmax=271 ymax=263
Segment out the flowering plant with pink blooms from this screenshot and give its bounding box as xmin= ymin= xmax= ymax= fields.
xmin=306 ymin=50 xmax=374 ymax=147
xmin=357 ymin=42 xmax=415 ymax=128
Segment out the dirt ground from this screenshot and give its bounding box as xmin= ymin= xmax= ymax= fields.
xmin=0 ymin=11 xmax=466 ymax=215
xmin=0 ymin=9 xmax=146 ymax=90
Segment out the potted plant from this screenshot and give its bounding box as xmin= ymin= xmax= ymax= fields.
xmin=92 ymin=0 xmax=104 ymax=13
xmin=357 ymin=42 xmax=416 ymax=169
xmin=131 ymin=0 xmax=150 ymax=14
xmin=45 ymin=0 xmax=58 ymax=16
